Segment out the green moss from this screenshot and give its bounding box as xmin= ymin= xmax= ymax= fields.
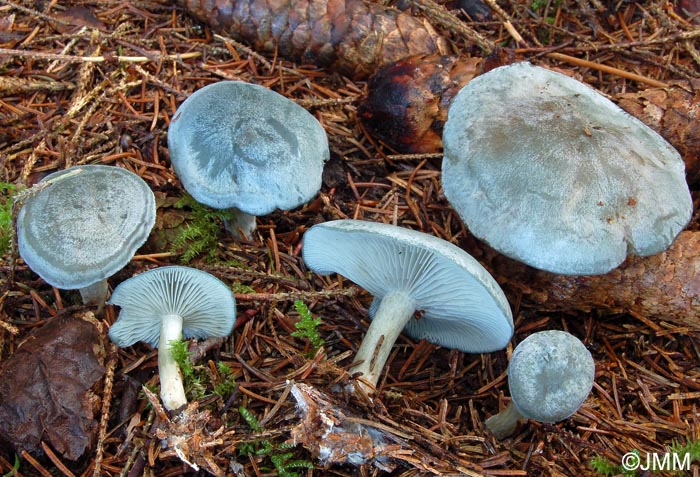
xmin=213 ymin=362 xmax=237 ymax=398
xmin=0 ymin=183 xmax=19 ymax=257
xmin=170 ymin=194 xmax=233 ymax=263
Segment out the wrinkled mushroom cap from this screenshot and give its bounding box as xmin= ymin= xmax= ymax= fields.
xmin=302 ymin=220 xmax=513 ymax=353
xmin=17 ymin=165 xmax=156 ymax=290
xmin=168 ymin=81 xmax=329 ymax=215
xmin=508 ymin=330 xmax=595 ymax=423
xmin=442 ymin=62 xmax=693 ymax=275
xmin=108 ymin=266 xmax=236 ymax=348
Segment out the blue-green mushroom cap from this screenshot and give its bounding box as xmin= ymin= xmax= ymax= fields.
xmin=508 ymin=330 xmax=595 ymax=423
xmin=168 ymin=81 xmax=329 ymax=215
xmin=17 ymin=165 xmax=156 ymax=290
xmin=442 ymin=62 xmax=692 ymax=275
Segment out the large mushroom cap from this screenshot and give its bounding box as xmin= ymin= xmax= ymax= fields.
xmin=167 ymin=81 xmax=330 ymax=215
xmin=108 ymin=266 xmax=236 ymax=348
xmin=17 ymin=165 xmax=156 ymax=290
xmin=442 ymin=62 xmax=693 ymax=275
xmin=508 ymin=330 xmax=595 ymax=423
xmin=302 ymin=220 xmax=513 ymax=353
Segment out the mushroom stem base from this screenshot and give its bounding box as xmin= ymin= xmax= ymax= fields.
xmin=79 ymin=279 xmax=109 ymax=310
xmin=349 ymin=290 xmax=415 ymax=393
xmin=159 ymin=314 xmax=188 ymax=412
xmin=484 ymin=401 xmax=526 ymax=439
xmin=223 ymin=208 xmax=257 ymax=240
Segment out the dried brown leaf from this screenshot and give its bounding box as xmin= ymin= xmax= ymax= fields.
xmin=0 ymin=313 xmax=106 ymax=460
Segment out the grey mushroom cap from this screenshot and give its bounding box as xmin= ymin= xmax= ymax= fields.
xmin=508 ymin=330 xmax=595 ymax=423
xmin=302 ymin=220 xmax=514 ymax=353
xmin=17 ymin=165 xmax=156 ymax=290
xmin=442 ymin=62 xmax=693 ymax=275
xmin=168 ymin=81 xmax=329 ymax=215
xmin=108 ymin=266 xmax=236 ymax=348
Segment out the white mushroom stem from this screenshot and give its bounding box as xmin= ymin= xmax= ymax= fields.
xmin=223 ymin=207 xmax=258 ymax=240
xmin=484 ymin=402 xmax=527 ymax=439
xmin=349 ymin=290 xmax=416 ymax=393
xmin=158 ymin=314 xmax=188 ymax=411
xmin=79 ymin=279 xmax=109 ymax=310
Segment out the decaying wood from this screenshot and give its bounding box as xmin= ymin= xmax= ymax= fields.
xmin=289 ymin=382 xmax=398 ymax=471
xmin=289 ymin=382 xmax=485 ymax=475
xmin=178 ymin=0 xmax=447 ymax=77
xmin=470 ymin=231 xmax=700 ymax=330
xmin=142 ymin=386 xmax=227 ymax=476
xmin=618 ymin=81 xmax=700 ymax=184
xmin=359 ymin=53 xmax=700 ymax=182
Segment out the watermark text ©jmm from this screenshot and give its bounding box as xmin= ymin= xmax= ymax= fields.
xmin=622 ymin=451 xmax=691 ymax=472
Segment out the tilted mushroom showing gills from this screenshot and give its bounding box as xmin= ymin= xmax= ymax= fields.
xmin=108 ymin=266 xmax=236 ymax=412
xmin=168 ymin=81 xmax=329 ymax=239
xmin=485 ymin=330 xmax=595 ymax=439
xmin=442 ymin=62 xmax=693 ymax=275
xmin=17 ymin=165 xmax=156 ymax=307
xmin=302 ymin=220 xmax=513 ymax=393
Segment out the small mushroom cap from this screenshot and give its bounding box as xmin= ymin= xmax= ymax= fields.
xmin=302 ymin=220 xmax=513 ymax=353
xmin=442 ymin=62 xmax=693 ymax=275
xmin=168 ymin=81 xmax=329 ymax=215
xmin=508 ymin=330 xmax=595 ymax=423
xmin=108 ymin=266 xmax=236 ymax=348
xmin=17 ymin=165 xmax=156 ymax=290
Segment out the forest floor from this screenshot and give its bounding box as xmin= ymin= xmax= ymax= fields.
xmin=1 ymin=0 xmax=699 ymax=476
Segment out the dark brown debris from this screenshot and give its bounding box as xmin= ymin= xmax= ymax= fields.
xmin=0 ymin=313 xmax=106 ymax=461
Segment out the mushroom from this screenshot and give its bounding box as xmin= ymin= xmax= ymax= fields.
xmin=16 ymin=165 xmax=156 ymax=307
xmin=302 ymin=219 xmax=513 ymax=393
xmin=485 ymin=330 xmax=595 ymax=439
xmin=107 ymin=266 xmax=236 ymax=411
xmin=442 ymin=62 xmax=693 ymax=275
xmin=167 ymin=81 xmax=330 ymax=239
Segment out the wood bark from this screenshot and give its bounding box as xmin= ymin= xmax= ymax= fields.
xmin=467 ymin=231 xmax=700 ymax=330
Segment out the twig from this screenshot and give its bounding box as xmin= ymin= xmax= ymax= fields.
xmin=213 ymin=35 xmax=306 ymax=77
xmin=0 ymin=47 xmax=202 ymax=64
xmin=234 ymin=288 xmax=358 ymax=302
xmin=408 ymin=0 xmax=494 ymax=53
xmin=482 ymin=0 xmax=528 ymax=45
xmin=547 ymin=52 xmax=669 ymax=87
xmin=0 ymin=76 xmax=75 ymax=94
xmin=40 ymin=442 xmax=76 ymax=477
xmin=93 ymin=344 xmax=118 ymax=477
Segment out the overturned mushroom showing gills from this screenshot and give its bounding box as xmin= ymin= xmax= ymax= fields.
xmin=302 ymin=220 xmax=513 ymax=393
xmin=168 ymin=80 xmax=329 ymax=239
xmin=17 ymin=165 xmax=156 ymax=307
xmin=108 ymin=266 xmax=236 ymax=411
xmin=485 ymin=330 xmax=595 ymax=439
xmin=442 ymin=62 xmax=693 ymax=275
